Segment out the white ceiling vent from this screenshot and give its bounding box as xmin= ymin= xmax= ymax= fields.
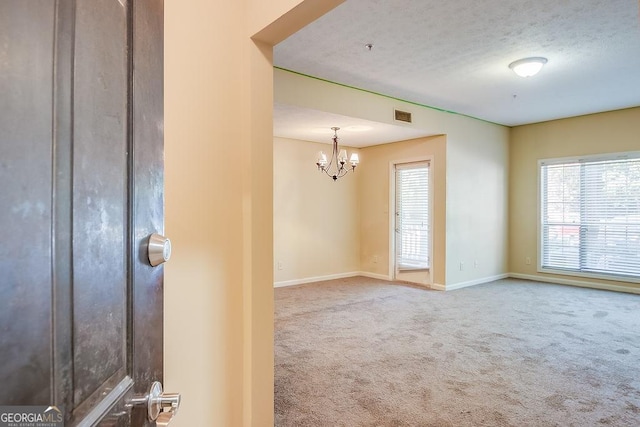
xmin=394 ymin=109 xmax=412 ymax=124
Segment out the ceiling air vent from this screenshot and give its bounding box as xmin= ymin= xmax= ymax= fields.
xmin=394 ymin=109 xmax=412 ymax=123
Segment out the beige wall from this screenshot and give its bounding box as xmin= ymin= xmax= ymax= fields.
xmin=165 ymin=2 xmax=244 ymax=425
xmin=274 ymin=137 xmax=360 ymax=284
xmin=359 ymin=136 xmax=447 ymax=286
xmin=164 ymin=1 xmax=344 ymax=425
xmin=509 ymin=107 xmax=640 ymax=293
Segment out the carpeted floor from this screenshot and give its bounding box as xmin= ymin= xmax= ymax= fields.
xmin=274 ymin=277 xmax=640 ymax=426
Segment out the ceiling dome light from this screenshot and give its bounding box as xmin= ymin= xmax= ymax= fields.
xmin=508 ymin=57 xmax=548 ymax=77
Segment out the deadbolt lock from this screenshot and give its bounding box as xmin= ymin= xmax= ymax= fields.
xmin=148 ymin=233 xmax=171 ymax=267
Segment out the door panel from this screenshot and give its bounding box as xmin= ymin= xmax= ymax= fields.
xmin=73 ymin=0 xmax=129 ymax=407
xmin=0 ymin=1 xmax=55 ymax=406
xmin=0 ymin=0 xmax=166 ymax=425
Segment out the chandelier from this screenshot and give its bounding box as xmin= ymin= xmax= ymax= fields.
xmin=315 ymin=127 xmax=359 ymax=181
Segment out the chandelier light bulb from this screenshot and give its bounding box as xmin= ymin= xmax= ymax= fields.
xmin=338 ymin=149 xmax=348 ymax=163
xmin=316 ymin=151 xmax=327 ymax=169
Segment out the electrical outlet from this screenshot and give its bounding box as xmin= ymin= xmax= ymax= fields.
xmin=525 ymin=257 xmax=531 ymax=265
xmin=474 ymin=260 xmax=478 ymax=268
xmin=277 ymin=261 xmax=283 ymax=270
xmin=373 ymin=255 xmax=379 ymax=264
xmin=459 ymin=262 xmax=464 ymax=271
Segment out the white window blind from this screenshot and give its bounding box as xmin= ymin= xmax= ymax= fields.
xmin=540 ymin=154 xmax=640 ymax=279
xmin=395 ymin=162 xmax=430 ymax=270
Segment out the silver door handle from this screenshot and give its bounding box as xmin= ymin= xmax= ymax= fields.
xmin=148 ymin=233 xmax=171 ymax=266
xmin=130 ymin=381 xmax=181 ymax=423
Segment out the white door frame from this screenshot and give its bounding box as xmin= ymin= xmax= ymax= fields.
xmin=389 ymin=156 xmax=434 ymax=286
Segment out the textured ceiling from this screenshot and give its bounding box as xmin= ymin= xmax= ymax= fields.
xmin=273 ymin=0 xmax=640 ymax=145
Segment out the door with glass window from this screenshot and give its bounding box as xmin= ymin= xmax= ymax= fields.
xmin=393 ymin=161 xmax=431 ymax=285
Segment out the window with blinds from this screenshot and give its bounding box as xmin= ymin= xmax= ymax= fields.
xmin=395 ymin=162 xmax=430 ymax=270
xmin=540 ymin=153 xmax=640 ymax=279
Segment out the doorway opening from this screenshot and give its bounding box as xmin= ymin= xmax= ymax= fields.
xmin=391 ymin=159 xmax=433 ymax=286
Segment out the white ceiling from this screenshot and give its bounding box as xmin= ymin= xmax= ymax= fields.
xmin=273 ymin=0 xmax=640 ymax=146
xmin=273 ymin=103 xmax=436 ymax=148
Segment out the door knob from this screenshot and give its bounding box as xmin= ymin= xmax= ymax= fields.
xmin=130 ymin=381 xmax=181 ymax=423
xmin=148 ymin=233 xmax=171 ymax=266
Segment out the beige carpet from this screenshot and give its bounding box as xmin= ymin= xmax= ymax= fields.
xmin=274 ymin=277 xmax=640 ymax=426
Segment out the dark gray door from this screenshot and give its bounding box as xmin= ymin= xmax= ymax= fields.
xmin=0 ymin=0 xmax=167 ymax=425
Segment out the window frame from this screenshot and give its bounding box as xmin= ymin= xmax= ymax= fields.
xmin=537 ymin=151 xmax=640 ymax=284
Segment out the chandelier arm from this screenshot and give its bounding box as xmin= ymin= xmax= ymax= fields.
xmin=320 ymin=163 xmax=354 ymax=180
xmin=336 ymin=166 xmax=349 ymax=179
xmin=323 ymin=156 xmax=335 ymax=173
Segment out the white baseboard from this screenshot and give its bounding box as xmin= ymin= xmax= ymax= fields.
xmin=508 ymin=272 xmax=640 ymax=295
xmin=443 ymin=273 xmax=510 ymax=291
xmin=275 ymin=271 xmax=511 ymax=291
xmin=274 ymin=271 xmax=361 ymax=288
xmin=274 ymin=270 xmax=640 ymax=295
xmin=358 ymin=271 xmax=393 ymax=281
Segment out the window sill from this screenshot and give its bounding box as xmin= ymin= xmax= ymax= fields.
xmin=538 ymin=267 xmax=640 ymax=284
xmin=398 ymin=267 xmax=430 ymax=272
